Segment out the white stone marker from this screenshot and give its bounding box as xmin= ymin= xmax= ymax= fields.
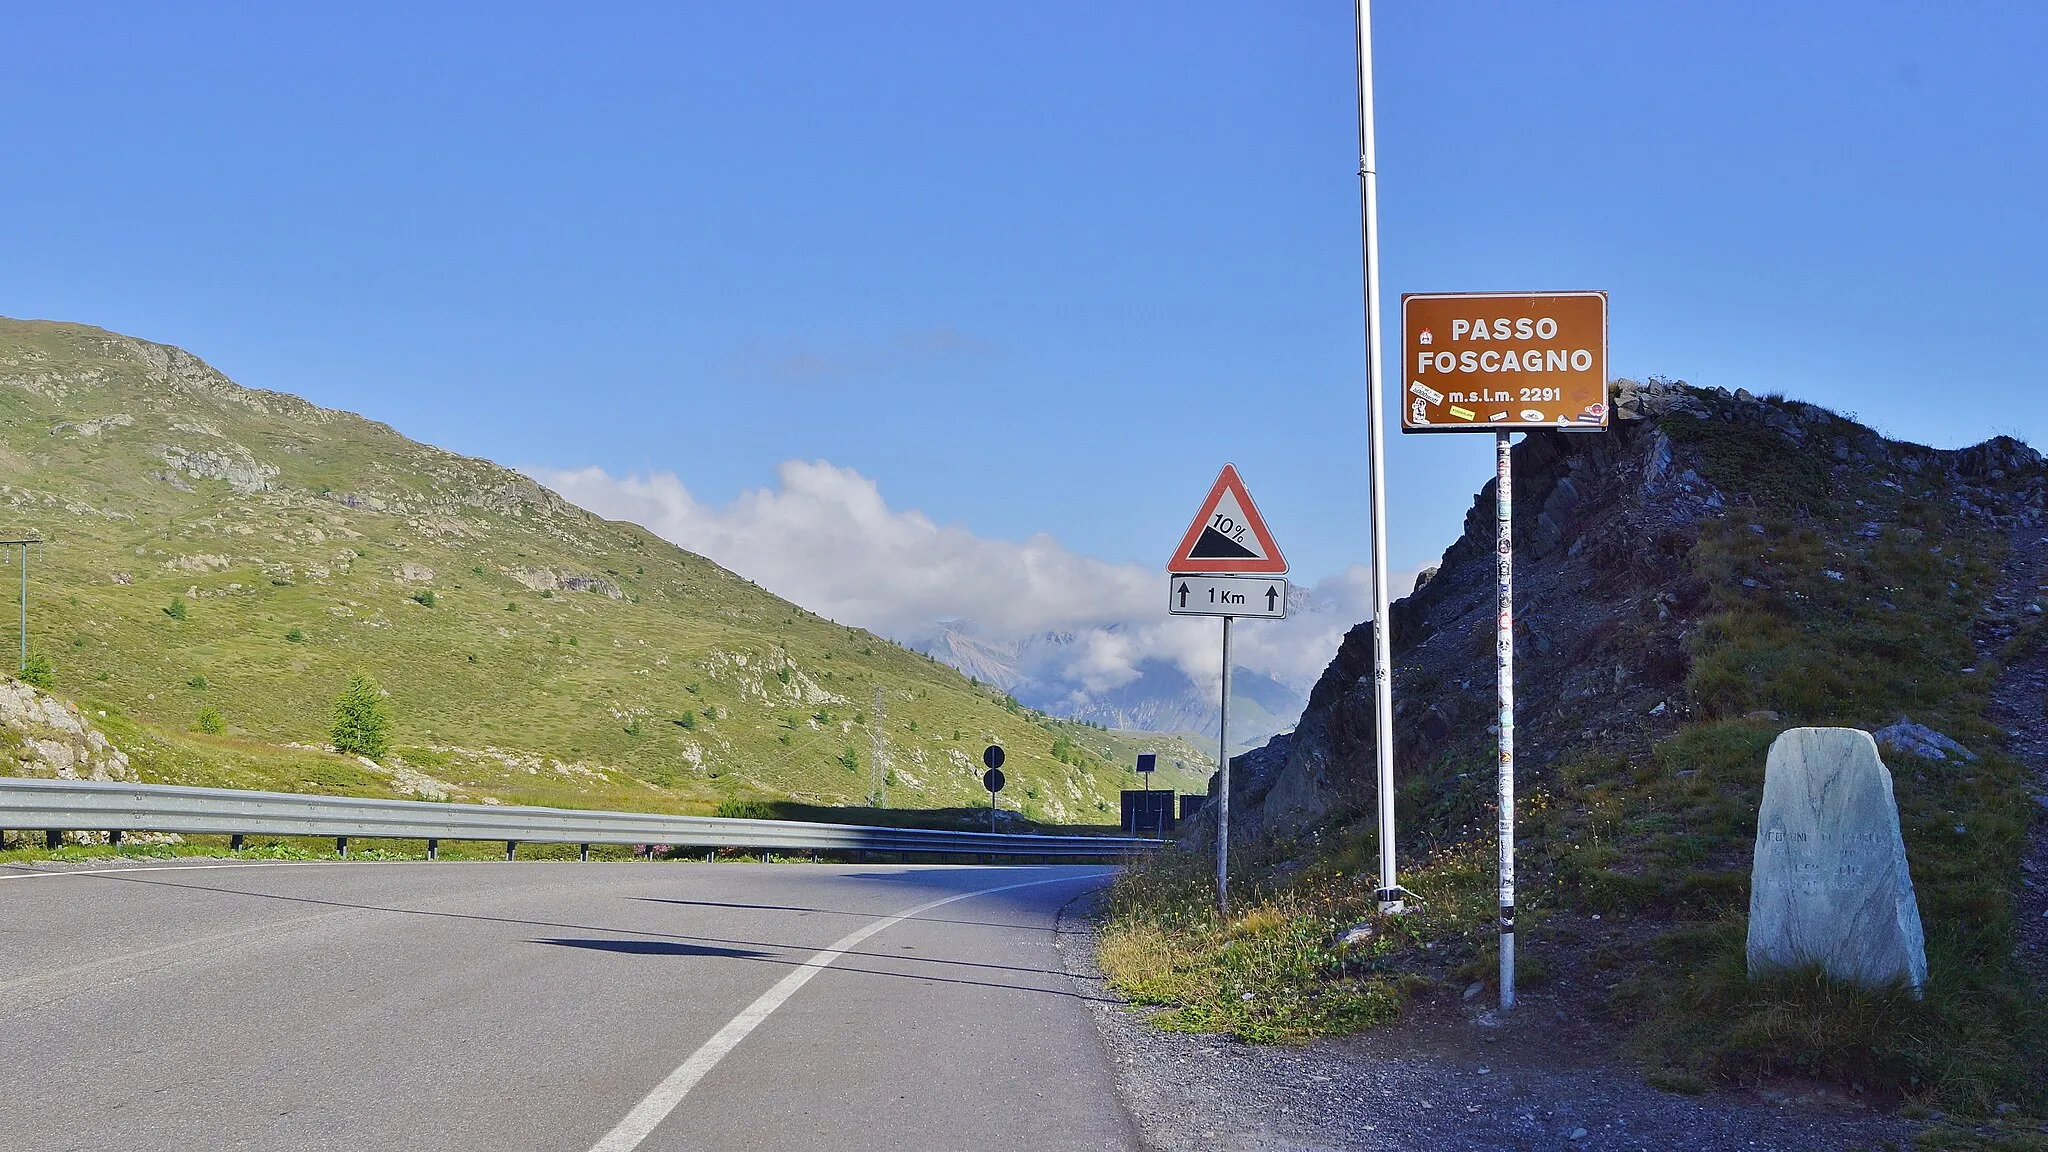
xmin=1746 ymin=727 xmax=1928 ymax=994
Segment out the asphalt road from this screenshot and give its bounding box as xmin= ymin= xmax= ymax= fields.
xmin=0 ymin=859 xmax=1136 ymax=1151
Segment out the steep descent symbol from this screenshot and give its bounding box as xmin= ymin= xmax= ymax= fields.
xmin=1168 ymin=464 xmax=1288 ymax=575
xmin=1191 ymin=519 xmax=1259 ymax=560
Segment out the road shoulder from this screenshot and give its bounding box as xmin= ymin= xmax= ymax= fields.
xmin=1056 ymin=892 xmax=1917 ymax=1152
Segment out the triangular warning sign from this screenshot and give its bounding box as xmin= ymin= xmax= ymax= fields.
xmin=1168 ymin=464 xmax=1287 ymax=575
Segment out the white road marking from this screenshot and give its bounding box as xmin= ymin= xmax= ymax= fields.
xmin=0 ymin=860 xmax=329 ymax=883
xmin=586 ymin=869 xmax=1109 ymax=1152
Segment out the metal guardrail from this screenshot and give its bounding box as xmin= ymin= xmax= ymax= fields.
xmin=0 ymin=778 xmax=1164 ymax=860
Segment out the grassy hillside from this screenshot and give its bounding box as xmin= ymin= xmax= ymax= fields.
xmin=0 ymin=318 xmax=1210 ymax=818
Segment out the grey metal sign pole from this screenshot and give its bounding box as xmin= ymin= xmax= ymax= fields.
xmin=1351 ymin=0 xmax=1403 ymax=915
xmin=1495 ymin=432 xmax=1516 ymax=1010
xmin=982 ymin=746 xmax=1005 ymax=835
xmin=1216 ymin=614 xmax=1233 ymax=914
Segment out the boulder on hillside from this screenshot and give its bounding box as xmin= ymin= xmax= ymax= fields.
xmin=0 ymin=680 xmax=132 ymax=781
xmin=1871 ymin=717 xmax=1975 ymax=763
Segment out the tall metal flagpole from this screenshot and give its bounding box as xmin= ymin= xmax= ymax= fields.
xmin=1495 ymin=432 xmax=1517 ymax=1010
xmin=1216 ymin=615 xmax=1233 ymax=914
xmin=1353 ymin=0 xmax=1402 ymax=915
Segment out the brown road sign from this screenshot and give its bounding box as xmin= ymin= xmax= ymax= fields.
xmin=1401 ymin=292 xmax=1608 ymax=433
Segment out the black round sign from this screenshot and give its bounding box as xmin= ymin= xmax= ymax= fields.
xmin=982 ymin=744 xmax=1005 ymax=770
xmin=983 ymin=767 xmax=1006 ymax=794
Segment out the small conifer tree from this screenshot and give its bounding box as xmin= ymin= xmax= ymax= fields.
xmin=330 ymin=670 xmax=392 ymax=759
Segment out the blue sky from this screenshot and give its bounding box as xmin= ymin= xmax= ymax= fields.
xmin=4 ymin=2 xmax=2043 ymax=628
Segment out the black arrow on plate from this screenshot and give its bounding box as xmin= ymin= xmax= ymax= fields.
xmin=1177 ymin=582 xmax=1190 ymax=608
xmin=1265 ymin=585 xmax=1280 ymax=611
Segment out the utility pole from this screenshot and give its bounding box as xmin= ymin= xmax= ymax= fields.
xmin=870 ymin=685 xmax=886 ymax=809
xmin=0 ymin=538 xmax=40 ymax=673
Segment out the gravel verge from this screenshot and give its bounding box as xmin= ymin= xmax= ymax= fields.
xmin=1056 ymin=893 xmax=1915 ymax=1152
xmin=1984 ymin=525 xmax=2048 ymax=987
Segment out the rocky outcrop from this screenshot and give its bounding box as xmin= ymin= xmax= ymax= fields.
xmin=508 ymin=566 xmax=623 ymax=599
xmin=1195 ymin=379 xmax=2048 ymax=848
xmin=0 ymin=680 xmax=132 ymax=781
xmin=157 ymin=442 xmax=280 ymax=494
xmin=52 ymin=414 xmax=134 ymax=437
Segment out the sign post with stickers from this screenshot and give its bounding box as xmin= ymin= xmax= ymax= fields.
xmin=1402 ymin=290 xmax=1608 ymax=1013
xmin=1167 ymin=463 xmax=1287 ymax=914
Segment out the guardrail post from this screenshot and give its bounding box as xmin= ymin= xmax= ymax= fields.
xmin=108 ymin=830 xmax=123 ymax=847
xmin=336 ymin=836 xmax=348 ymax=859
xmin=579 ymin=843 xmax=590 ymax=862
xmin=230 ymin=834 xmax=245 ymax=852
xmin=45 ymin=829 xmax=60 ymax=849
xmin=505 ymin=840 xmax=516 ymax=861
xmin=426 ymin=839 xmax=438 ymax=861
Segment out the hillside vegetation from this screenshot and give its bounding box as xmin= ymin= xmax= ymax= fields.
xmin=0 ymin=318 xmax=1208 ymax=819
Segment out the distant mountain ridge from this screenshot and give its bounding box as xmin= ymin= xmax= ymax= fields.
xmin=919 ymin=622 xmax=1306 ymax=755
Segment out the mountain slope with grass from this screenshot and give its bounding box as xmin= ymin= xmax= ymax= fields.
xmin=0 ymin=317 xmax=1209 ymax=820
xmin=1105 ymin=377 xmax=2048 ymax=1135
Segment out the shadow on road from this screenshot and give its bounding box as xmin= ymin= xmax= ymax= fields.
xmin=26 ymin=867 xmax=1122 ymax=1004
xmin=534 ymin=938 xmax=770 ymax=959
xmin=632 ymin=896 xmax=1057 ymax=932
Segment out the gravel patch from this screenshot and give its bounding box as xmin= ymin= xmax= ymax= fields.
xmin=1983 ymin=526 xmax=2048 ymax=989
xmin=1057 ymin=895 xmax=1915 ymax=1152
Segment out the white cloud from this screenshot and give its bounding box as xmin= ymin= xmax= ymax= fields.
xmin=531 ymin=460 xmax=1395 ymax=698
